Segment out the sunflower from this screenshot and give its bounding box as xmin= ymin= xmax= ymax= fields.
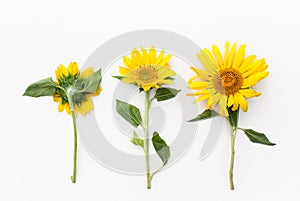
xmin=188 ymin=42 xmax=269 ymax=116
xmin=119 ymin=47 xmax=176 ymax=91
xmin=53 ymin=62 xmax=102 ymax=116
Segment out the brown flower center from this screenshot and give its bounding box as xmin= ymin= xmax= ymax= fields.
xmin=136 ymin=64 xmax=158 ymax=84
xmin=213 ymin=68 xmax=243 ymax=95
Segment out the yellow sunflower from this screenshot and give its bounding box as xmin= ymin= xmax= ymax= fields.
xmin=53 ymin=62 xmax=102 ymax=116
xmin=188 ymin=42 xmax=269 ymax=116
xmin=119 ymin=47 xmax=176 ymax=91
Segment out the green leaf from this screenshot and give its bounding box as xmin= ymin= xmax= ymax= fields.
xmin=81 ymin=69 xmax=102 ymax=93
xmin=240 ymin=128 xmax=276 ymax=146
xmin=112 ymin=75 xmax=125 ymax=80
xmin=130 ymin=131 xmax=144 ymax=149
xmin=23 ymin=77 xmax=57 ymax=97
xmin=154 ymin=87 xmax=180 ymax=101
xmin=228 ymin=107 xmax=239 ymax=128
xmin=116 ymin=99 xmax=143 ymax=127
xmin=152 ymin=132 xmax=170 ymax=165
xmin=188 ymin=109 xmax=219 ymax=122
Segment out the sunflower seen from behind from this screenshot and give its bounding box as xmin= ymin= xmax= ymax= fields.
xmin=187 ymin=42 xmax=275 ymax=190
xmin=53 ymin=62 xmax=102 ymax=116
xmin=23 ymin=62 xmax=102 ymax=183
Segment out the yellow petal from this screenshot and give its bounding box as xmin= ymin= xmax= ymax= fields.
xmin=58 ymin=102 xmax=65 ymax=112
xmin=131 ymin=48 xmax=143 ymax=65
xmin=188 ymin=81 xmax=207 ymax=90
xmin=223 ymin=41 xmax=230 ymax=68
xmin=227 ymin=42 xmax=237 ymax=68
xmin=156 ymin=65 xmax=176 ymax=77
xmin=158 ymin=54 xmax=172 ymax=66
xmin=239 ymin=55 xmax=257 ymax=72
xmin=232 ymin=93 xmax=239 ymax=111
xmin=242 ymin=58 xmax=265 ymax=78
xmin=68 ymin=62 xmax=79 ymax=76
xmin=65 ymin=103 xmax=71 ymax=115
xmin=232 ymin=44 xmax=246 ymax=69
xmin=188 ymin=75 xmax=199 ymax=84
xmin=141 ymin=47 xmax=149 ymax=64
xmin=194 ymin=93 xmax=210 ymax=103
xmin=53 ymin=94 xmax=61 ymax=102
xmin=212 ymin=44 xmax=224 ymax=68
xmin=239 ymin=89 xmax=261 ymax=98
xmin=55 ymin=68 xmax=61 ymax=80
xmin=59 ymin=64 xmax=69 ymax=77
xmin=80 ymin=67 xmax=94 ymax=78
xmin=123 ymin=56 xmax=136 ymax=69
xmin=79 ymin=97 xmax=94 ymax=115
xmin=197 ymin=50 xmax=217 ymax=73
xmin=119 ymin=67 xmax=130 ymax=75
xmin=242 ymin=71 xmax=269 ymax=87
xmin=190 ymin=67 xmax=211 ymax=80
xmin=236 ymin=92 xmax=248 ymax=112
xmin=121 ymin=77 xmax=135 ymax=84
xmin=227 ymin=94 xmax=234 ymax=107
xmin=161 ymin=79 xmax=173 ymax=84
xmin=94 ymin=87 xmax=102 ymax=96
xmin=155 ymin=50 xmax=165 ymax=65
xmin=219 ymin=96 xmax=228 ymax=116
xmin=143 ymin=85 xmax=151 ymax=92
xmin=149 ymin=46 xmax=156 ymax=64
xmin=203 ymin=48 xmax=219 ymax=68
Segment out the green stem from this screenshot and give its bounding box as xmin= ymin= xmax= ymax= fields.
xmin=144 ymin=91 xmax=151 ymax=189
xmin=68 ymin=92 xmax=78 ymax=184
xmin=229 ymin=124 xmax=237 ymax=190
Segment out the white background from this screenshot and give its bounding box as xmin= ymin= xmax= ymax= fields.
xmin=1 ymin=0 xmax=300 ymax=200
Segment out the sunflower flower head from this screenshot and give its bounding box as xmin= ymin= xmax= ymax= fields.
xmin=188 ymin=42 xmax=269 ymax=116
xmin=117 ymin=47 xmax=176 ymax=91
xmin=53 ymin=62 xmax=102 ymax=116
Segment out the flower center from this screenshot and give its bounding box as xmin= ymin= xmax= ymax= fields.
xmin=213 ymin=68 xmax=243 ymax=95
xmin=137 ymin=65 xmax=158 ymax=84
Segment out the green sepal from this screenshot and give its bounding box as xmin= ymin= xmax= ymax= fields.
xmin=130 ymin=131 xmax=144 ymax=149
xmin=154 ymin=87 xmax=180 ymax=102
xmin=188 ymin=109 xmax=219 ymax=122
xmin=23 ymin=77 xmax=57 ymax=97
xmin=116 ymin=99 xmax=143 ymax=128
xmin=112 ymin=75 xmax=125 ymax=80
xmin=239 ymin=128 xmax=276 ymax=146
xmin=152 ymin=131 xmax=170 ymax=165
xmin=228 ymin=107 xmax=239 ymax=128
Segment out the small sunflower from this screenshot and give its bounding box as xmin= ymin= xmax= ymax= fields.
xmin=119 ymin=47 xmax=176 ymax=91
xmin=53 ymin=62 xmax=102 ymax=116
xmin=188 ymin=42 xmax=269 ymax=116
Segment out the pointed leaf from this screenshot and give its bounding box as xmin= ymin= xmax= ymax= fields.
xmin=130 ymin=131 xmax=144 ymax=149
xmin=188 ymin=109 xmax=219 ymax=122
xmin=116 ymin=99 xmax=142 ymax=127
xmin=240 ymin=128 xmax=276 ymax=146
xmin=23 ymin=77 xmax=57 ymax=97
xmin=152 ymin=132 xmax=170 ymax=165
xmin=154 ymin=87 xmax=180 ymax=101
xmin=81 ymin=69 xmax=102 ymax=93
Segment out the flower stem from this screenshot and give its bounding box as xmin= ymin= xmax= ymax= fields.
xmin=68 ymin=92 xmax=77 ymax=183
xmin=144 ymin=91 xmax=151 ymax=189
xmin=229 ymin=124 xmax=237 ymax=190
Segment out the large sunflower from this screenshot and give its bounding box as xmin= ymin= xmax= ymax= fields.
xmin=188 ymin=42 xmax=269 ymax=116
xmin=119 ymin=47 xmax=176 ymax=91
xmin=53 ymin=62 xmax=102 ymax=116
